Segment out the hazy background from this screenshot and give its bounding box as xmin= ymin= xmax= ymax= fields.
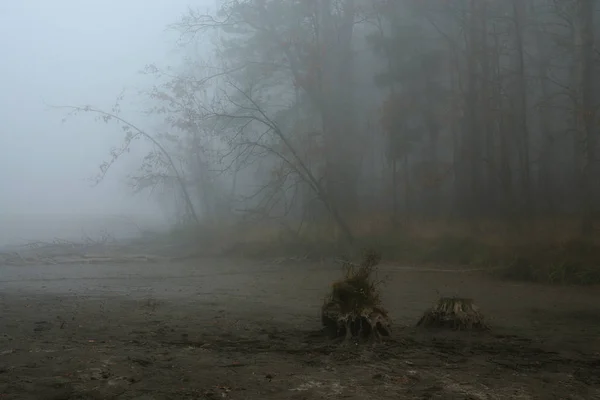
xmin=1 ymin=0 xmax=599 ymax=253
xmin=0 ymin=0 xmax=205 ymax=245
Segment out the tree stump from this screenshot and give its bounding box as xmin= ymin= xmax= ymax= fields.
xmin=417 ymin=297 xmax=489 ymax=331
xmin=321 ymin=250 xmax=392 ymax=341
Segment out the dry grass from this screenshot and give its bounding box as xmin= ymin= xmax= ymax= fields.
xmin=321 ymin=249 xmax=392 ymax=341
xmin=169 ymin=215 xmax=600 ymax=285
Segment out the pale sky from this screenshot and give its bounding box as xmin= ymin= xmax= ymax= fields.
xmin=0 ymin=0 xmax=206 ymax=217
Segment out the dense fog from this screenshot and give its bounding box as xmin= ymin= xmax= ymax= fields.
xmin=0 ymin=0 xmax=197 ymax=244
xmin=2 ymin=0 xmax=600 ymax=245
xmin=1 ymin=4 xmax=600 ymax=397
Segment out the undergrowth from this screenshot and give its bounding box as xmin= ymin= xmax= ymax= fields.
xmin=330 ymin=249 xmax=383 ymax=313
xmin=165 ymin=219 xmax=600 ymax=285
xmin=321 ymin=249 xmax=391 ymax=340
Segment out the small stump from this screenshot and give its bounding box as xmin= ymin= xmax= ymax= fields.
xmin=321 ymin=250 xmax=392 ymax=341
xmin=417 ymin=297 xmax=489 ymax=331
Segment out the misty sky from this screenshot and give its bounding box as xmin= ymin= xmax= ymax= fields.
xmin=0 ymin=0 xmax=206 ymax=217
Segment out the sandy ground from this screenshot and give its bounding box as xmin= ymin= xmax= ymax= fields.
xmin=1 ymin=258 xmax=600 ymax=399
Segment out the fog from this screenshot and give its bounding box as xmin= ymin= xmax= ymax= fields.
xmin=0 ymin=0 xmax=202 ymax=244
xmin=1 ymin=3 xmax=600 ymax=397
xmin=1 ymin=0 xmax=599 ymax=248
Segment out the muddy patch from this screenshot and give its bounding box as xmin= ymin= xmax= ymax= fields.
xmin=0 ymin=260 xmax=599 ymax=399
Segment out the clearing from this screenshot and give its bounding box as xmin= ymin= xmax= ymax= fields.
xmin=1 ymin=258 xmax=599 ymax=399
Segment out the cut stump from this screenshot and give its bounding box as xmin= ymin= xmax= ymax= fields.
xmin=417 ymin=297 xmax=489 ymax=331
xmin=321 ymin=250 xmax=392 ymax=341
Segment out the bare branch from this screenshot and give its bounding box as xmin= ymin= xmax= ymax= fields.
xmin=51 ymin=104 xmax=201 ymax=225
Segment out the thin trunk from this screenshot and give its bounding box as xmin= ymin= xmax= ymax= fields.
xmin=392 ymin=158 xmax=398 ymax=224
xmin=574 ymin=0 xmax=596 ymax=233
xmin=512 ymin=0 xmax=532 ymax=216
xmin=492 ymin=22 xmax=513 ymax=216
xmin=465 ymin=0 xmax=483 ymax=218
xmin=533 ymin=5 xmax=554 ymax=215
xmin=374 ymin=11 xmax=399 ymax=224
xmin=403 ymin=154 xmax=410 ymax=222
xmin=318 ymin=0 xmax=359 ymax=219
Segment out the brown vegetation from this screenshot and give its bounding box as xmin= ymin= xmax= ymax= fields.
xmin=201 ymin=216 xmax=600 ymax=286
xmin=60 ymin=0 xmax=600 ymax=288
xmin=321 ymin=250 xmax=392 ymax=341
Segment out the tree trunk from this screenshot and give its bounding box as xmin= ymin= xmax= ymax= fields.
xmin=512 ymin=0 xmax=532 ymax=217
xmin=464 ymin=0 xmax=484 ymax=219
xmin=574 ymin=0 xmax=596 ymax=234
xmin=403 ymin=154 xmax=411 ymax=222
xmin=392 ymin=157 xmax=398 ymax=224
xmin=318 ymin=0 xmax=360 ymax=220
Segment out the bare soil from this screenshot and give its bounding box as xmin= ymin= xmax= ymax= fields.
xmin=1 ymin=258 xmax=599 ymax=399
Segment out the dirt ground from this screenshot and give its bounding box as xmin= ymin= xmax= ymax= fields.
xmin=1 ymin=258 xmax=600 ymax=399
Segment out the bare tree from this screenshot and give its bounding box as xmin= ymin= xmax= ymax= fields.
xmin=54 ymin=104 xmax=200 ymax=225
xmin=204 ymin=80 xmax=356 ymax=245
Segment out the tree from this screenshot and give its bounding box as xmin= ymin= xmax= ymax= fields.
xmin=55 ymin=0 xmax=600 ymax=245
xmin=573 ymin=0 xmax=597 ymax=233
xmin=176 ymin=0 xmax=365 ymax=220
xmin=56 ymin=103 xmax=201 ymax=225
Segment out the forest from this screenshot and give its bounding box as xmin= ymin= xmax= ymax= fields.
xmin=2 ymin=3 xmax=599 ymax=398
xmin=69 ymin=0 xmax=600 ymax=283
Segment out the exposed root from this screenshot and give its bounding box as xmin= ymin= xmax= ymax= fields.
xmin=321 ymin=249 xmax=392 ymax=342
xmin=322 ymin=302 xmax=391 ymax=341
xmin=417 ymin=297 xmax=489 ymax=331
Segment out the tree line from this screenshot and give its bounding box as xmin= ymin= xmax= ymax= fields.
xmin=67 ymin=0 xmax=600 ymax=241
